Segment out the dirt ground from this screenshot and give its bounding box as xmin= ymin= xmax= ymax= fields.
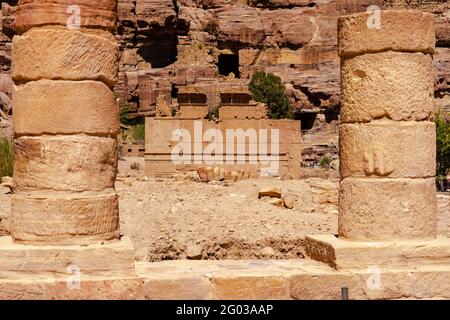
xmin=118 ymin=178 xmax=338 ymax=261
xmin=0 ymin=157 xmax=448 ymax=262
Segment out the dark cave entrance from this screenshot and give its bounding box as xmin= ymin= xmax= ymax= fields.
xmin=218 ymin=53 xmax=240 ymax=78
xmin=298 ymin=112 xmax=317 ymax=131
xmin=137 ymin=33 xmax=178 ymax=68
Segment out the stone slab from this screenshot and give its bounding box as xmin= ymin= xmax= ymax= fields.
xmin=136 ymin=260 xmax=450 ymax=300
xmin=338 ymin=10 xmax=435 ymax=57
xmin=136 ymin=260 xmax=313 ymax=300
xmin=0 ymin=276 xmax=143 ymax=300
xmin=12 ymin=27 xmax=119 ymax=87
xmin=13 ymin=80 xmax=119 ymax=136
xmin=340 ymin=120 xmax=435 ymax=178
xmin=0 ymin=236 xmax=135 ymax=277
xmin=305 ymin=234 xmax=450 ymax=270
xmin=290 ymin=265 xmax=450 ymax=300
xmin=14 ymin=135 xmax=117 ymax=192
xmin=14 ymin=0 xmax=117 ymax=34
xmin=12 ymin=189 xmax=119 ymax=245
xmin=339 ymin=177 xmax=437 ymax=241
xmin=341 ymin=52 xmax=434 ymax=123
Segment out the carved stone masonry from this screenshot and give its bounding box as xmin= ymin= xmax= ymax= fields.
xmin=0 ymin=0 xmax=142 ymax=299
xmin=305 ymin=10 xmax=450 ymax=299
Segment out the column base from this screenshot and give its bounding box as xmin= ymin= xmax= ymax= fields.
xmin=0 ymin=236 xmax=143 ymax=299
xmin=305 ymin=234 xmax=450 ymax=270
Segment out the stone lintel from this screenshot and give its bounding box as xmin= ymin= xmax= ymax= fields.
xmin=305 ymin=234 xmax=450 ymax=270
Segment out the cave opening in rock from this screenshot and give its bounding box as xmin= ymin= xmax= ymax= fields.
xmin=218 ymin=52 xmax=240 ymax=78
xmin=137 ymin=33 xmax=178 ymax=68
xmin=299 ymin=112 xmax=317 ymax=131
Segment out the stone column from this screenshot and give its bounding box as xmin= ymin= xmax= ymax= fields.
xmin=338 ymin=10 xmax=437 ymax=241
xmin=11 ymin=0 xmax=120 ymax=244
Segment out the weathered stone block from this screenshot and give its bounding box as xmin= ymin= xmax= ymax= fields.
xmin=0 ymin=236 xmax=135 ymax=276
xmin=12 ymin=27 xmax=119 ymax=87
xmin=341 ymin=52 xmax=434 ymax=123
xmin=14 ymin=135 xmax=117 ymax=192
xmin=12 ymin=189 xmax=119 ymax=245
xmin=338 ymin=177 xmax=437 ymax=241
xmin=340 ymin=120 xmax=435 ymax=178
xmin=290 ymin=267 xmax=450 ymax=300
xmin=338 ymin=10 xmax=435 ymax=57
xmin=0 ymin=277 xmax=143 ymax=300
xmin=14 ymin=0 xmax=118 ymax=34
xmin=13 ymin=80 xmax=119 ymax=136
xmin=212 ymin=275 xmax=290 ymax=300
xmin=305 ymin=234 xmax=450 ymax=270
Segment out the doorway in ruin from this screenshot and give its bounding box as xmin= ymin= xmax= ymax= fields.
xmin=218 ymin=51 xmax=240 ymax=78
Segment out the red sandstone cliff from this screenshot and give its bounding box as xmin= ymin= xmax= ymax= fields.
xmin=1 ymin=0 xmax=449 ymax=161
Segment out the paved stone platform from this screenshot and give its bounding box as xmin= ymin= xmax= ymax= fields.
xmin=135 ymin=259 xmax=450 ymax=300
xmin=1 ymin=251 xmax=448 ymax=299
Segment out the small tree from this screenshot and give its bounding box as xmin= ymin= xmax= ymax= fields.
xmin=436 ymin=112 xmax=450 ymax=183
xmin=249 ymin=71 xmax=293 ymax=119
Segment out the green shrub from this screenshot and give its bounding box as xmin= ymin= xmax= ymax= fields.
xmin=436 ymin=112 xmax=450 ymax=180
xmin=319 ymin=155 xmax=332 ymax=169
xmin=130 ymin=162 xmax=140 ymax=170
xmin=0 ymin=138 xmax=13 ymax=179
xmin=207 ymin=104 xmax=220 ymax=120
xmin=119 ymin=103 xmax=131 ymax=126
xmin=132 ymin=124 xmax=145 ymax=144
xmin=204 ymin=20 xmax=219 ymax=37
xmin=249 ymin=71 xmax=293 ymax=119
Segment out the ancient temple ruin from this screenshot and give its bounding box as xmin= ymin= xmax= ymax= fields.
xmin=145 ymin=88 xmax=301 ymax=179
xmin=0 ymin=4 xmax=448 ymax=300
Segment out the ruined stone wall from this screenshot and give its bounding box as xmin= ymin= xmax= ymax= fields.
xmin=145 ymin=117 xmax=301 ymax=178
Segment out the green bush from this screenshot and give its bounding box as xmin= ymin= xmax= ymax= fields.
xmin=0 ymin=138 xmax=13 ymax=179
xmin=204 ymin=20 xmax=219 ymax=37
xmin=119 ymin=103 xmax=131 ymax=126
xmin=132 ymin=124 xmax=145 ymax=144
xmin=207 ymin=104 xmax=220 ymax=120
xmin=249 ymin=71 xmax=293 ymax=119
xmin=436 ymin=112 xmax=450 ymax=180
xmin=319 ymin=155 xmax=332 ymax=169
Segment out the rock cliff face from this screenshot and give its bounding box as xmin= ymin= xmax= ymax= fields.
xmin=1 ymin=0 xmax=449 ymax=163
